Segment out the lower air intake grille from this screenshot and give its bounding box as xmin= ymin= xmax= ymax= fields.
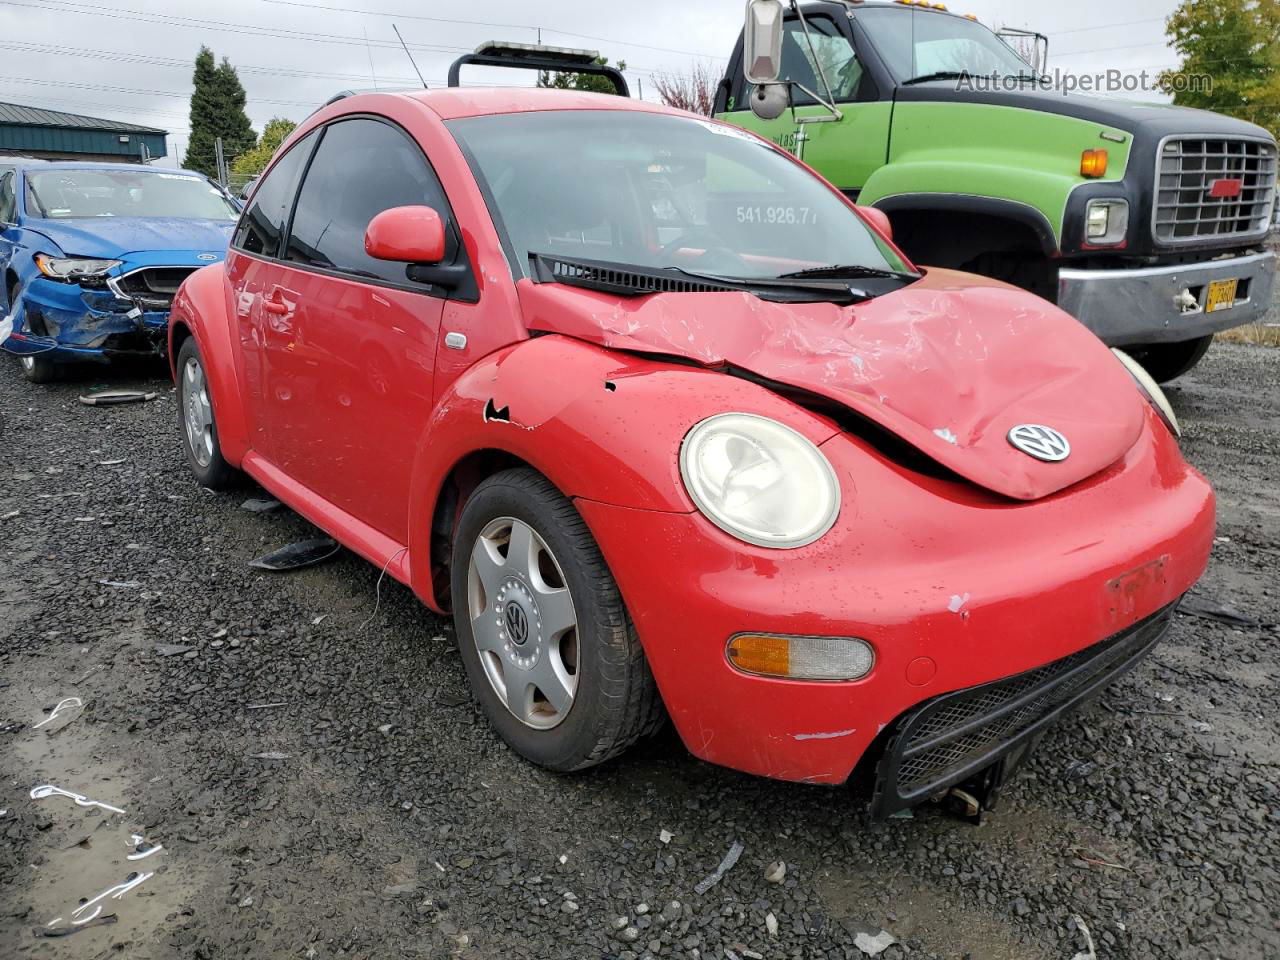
xmin=872 ymin=603 xmax=1177 ymax=818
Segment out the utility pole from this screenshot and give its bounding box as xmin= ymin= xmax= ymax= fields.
xmin=214 ymin=137 xmax=228 ymax=188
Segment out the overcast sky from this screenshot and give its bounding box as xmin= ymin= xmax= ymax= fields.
xmin=0 ymin=0 xmax=1185 ymax=167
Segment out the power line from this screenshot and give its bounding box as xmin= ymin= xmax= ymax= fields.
xmin=2 ymin=0 xmax=694 ymax=75
xmin=0 ymin=75 xmax=320 ymax=108
xmin=4 ymin=93 xmax=192 ymax=128
xmin=1048 ymin=17 xmax=1165 ymax=37
xmin=254 ymin=0 xmax=728 ymax=61
xmin=2 ymin=0 xmax=475 ymax=55
xmin=0 ymin=39 xmax=424 ymax=86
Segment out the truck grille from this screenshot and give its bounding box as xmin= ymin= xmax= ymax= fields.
xmin=871 ymin=603 xmax=1176 ymax=818
xmin=1153 ymin=136 xmax=1277 ymax=244
xmin=112 ymin=266 xmax=200 ymax=310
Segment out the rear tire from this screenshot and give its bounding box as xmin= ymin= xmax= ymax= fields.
xmin=1127 ymin=335 xmax=1213 ymax=383
xmin=176 ymin=337 xmax=239 ymax=490
xmin=450 ymin=468 xmax=663 ymax=772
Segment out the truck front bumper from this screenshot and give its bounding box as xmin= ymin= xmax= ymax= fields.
xmin=1058 ymin=250 xmax=1275 ymax=346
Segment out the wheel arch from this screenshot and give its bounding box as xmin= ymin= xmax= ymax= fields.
xmin=423 ymin=447 xmax=535 ymax=613
xmin=168 ymin=263 xmax=251 ymax=465
xmin=872 ymin=193 xmax=1060 ymax=262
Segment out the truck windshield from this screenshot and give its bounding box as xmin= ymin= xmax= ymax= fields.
xmin=857 ymin=8 xmax=1034 ymax=82
xmin=26 ymin=169 xmax=239 ymax=221
xmin=447 ymin=110 xmax=909 ymax=282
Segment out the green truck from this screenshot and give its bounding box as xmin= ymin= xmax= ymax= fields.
xmin=714 ymin=0 xmax=1278 ymax=380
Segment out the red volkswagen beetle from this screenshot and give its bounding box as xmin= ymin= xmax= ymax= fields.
xmin=169 ymin=86 xmax=1212 ymax=818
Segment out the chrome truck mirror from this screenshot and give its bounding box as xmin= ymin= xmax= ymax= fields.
xmin=744 ymin=0 xmax=784 ymax=85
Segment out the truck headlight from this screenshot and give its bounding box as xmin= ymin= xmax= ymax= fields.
xmin=34 ymin=254 xmax=122 ymax=281
xmin=1112 ymin=348 xmax=1180 ymax=437
xmin=1085 ymin=199 xmax=1129 ymax=245
xmin=680 ymin=413 xmax=840 ymax=548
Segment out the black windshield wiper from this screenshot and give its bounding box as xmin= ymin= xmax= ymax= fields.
xmin=776 ymin=264 xmax=919 ymax=281
xmin=530 ymin=252 xmax=861 ymax=304
xmin=901 ymin=70 xmax=969 ymax=86
xmin=667 ymin=266 xmax=863 ymax=304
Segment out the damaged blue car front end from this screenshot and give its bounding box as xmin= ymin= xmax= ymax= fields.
xmin=0 ymin=163 xmax=239 ymax=379
xmin=7 ymin=246 xmax=229 ymax=360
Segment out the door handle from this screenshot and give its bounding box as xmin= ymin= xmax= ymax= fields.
xmin=263 ymin=296 xmax=289 ymax=315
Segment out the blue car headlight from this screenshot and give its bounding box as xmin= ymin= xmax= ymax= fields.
xmin=34 ymin=253 xmax=122 ymax=282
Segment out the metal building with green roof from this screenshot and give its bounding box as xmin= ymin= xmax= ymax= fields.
xmin=0 ymin=101 xmax=168 ymax=163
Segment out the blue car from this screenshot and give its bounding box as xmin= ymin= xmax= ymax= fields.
xmin=0 ymin=162 xmax=240 ymax=382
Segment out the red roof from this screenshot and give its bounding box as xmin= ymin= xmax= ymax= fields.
xmin=397 ymin=87 xmax=691 ymax=121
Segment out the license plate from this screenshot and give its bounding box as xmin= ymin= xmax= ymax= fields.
xmin=1104 ymin=555 xmax=1170 ymax=626
xmin=1205 ymin=278 xmax=1239 ymax=313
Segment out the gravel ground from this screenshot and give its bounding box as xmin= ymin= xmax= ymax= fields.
xmin=1 ymin=343 xmax=1277 ymax=960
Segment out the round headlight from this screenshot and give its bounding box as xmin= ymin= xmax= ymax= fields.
xmin=679 ymin=413 xmax=840 ymax=548
xmin=1112 ymin=348 xmax=1181 ymax=437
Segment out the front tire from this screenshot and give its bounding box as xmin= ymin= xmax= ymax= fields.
xmin=1127 ymin=335 xmax=1213 ymax=383
xmin=8 ymin=279 xmax=58 ymax=384
xmin=20 ymin=353 xmax=58 ymax=384
xmin=176 ymin=337 xmax=239 ymax=490
xmin=450 ymin=468 xmax=663 ymax=771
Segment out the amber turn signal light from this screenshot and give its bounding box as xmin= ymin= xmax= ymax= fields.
xmin=1080 ymin=148 xmax=1108 ymax=178
xmin=727 ymin=633 xmax=875 ymax=681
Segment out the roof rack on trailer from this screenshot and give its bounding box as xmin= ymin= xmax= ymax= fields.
xmin=448 ymin=42 xmax=629 ymax=97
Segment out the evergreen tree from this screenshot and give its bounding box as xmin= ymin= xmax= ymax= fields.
xmin=184 ymin=46 xmax=257 ymax=179
xmin=536 ymin=56 xmax=627 ymax=95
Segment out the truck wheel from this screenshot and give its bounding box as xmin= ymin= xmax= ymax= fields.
xmin=176 ymin=337 xmax=239 ymax=489
xmin=1128 ymin=335 xmax=1213 ymax=383
xmin=450 ymin=468 xmax=664 ymax=772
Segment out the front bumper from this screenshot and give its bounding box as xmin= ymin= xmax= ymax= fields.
xmin=5 ymin=275 xmax=174 ymax=362
xmin=872 ymin=602 xmax=1174 ymax=818
xmin=1057 ymin=250 xmax=1275 ymax=346
xmin=574 ymin=409 xmax=1213 ymax=802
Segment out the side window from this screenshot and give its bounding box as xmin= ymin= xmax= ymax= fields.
xmin=233 ymin=130 xmax=317 ymax=256
xmin=285 ymin=118 xmax=452 ymax=286
xmin=778 ymin=16 xmax=874 ymax=105
xmin=726 ymin=47 xmax=748 ymax=113
xmin=0 ymin=172 xmax=15 ymax=224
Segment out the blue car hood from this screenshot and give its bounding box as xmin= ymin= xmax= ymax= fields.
xmin=28 ymin=217 xmax=235 ymax=259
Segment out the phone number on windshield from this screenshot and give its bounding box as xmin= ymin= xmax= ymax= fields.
xmin=735 ymin=205 xmax=818 ymax=225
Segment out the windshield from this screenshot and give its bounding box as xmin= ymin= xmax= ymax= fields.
xmin=26 ymin=169 xmax=239 ymax=221
xmin=448 ymin=110 xmax=908 ymax=281
xmin=857 ymin=8 xmax=1033 ymax=81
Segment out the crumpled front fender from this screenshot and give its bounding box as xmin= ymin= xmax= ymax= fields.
xmin=405 ymin=334 xmax=839 ymax=608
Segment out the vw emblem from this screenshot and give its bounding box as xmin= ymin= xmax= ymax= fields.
xmin=504 ymin=601 xmax=529 ymax=645
xmin=196 ymin=253 xmax=218 ymax=261
xmin=1008 ymin=424 xmax=1071 ymax=462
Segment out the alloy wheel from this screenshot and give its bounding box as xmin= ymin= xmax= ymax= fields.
xmin=467 ymin=517 xmax=579 ymax=730
xmin=182 ymin=356 xmax=215 ymax=468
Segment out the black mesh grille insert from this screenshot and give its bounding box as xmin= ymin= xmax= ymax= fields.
xmin=873 ymin=603 xmax=1176 ymax=817
xmin=115 ymin=267 xmax=200 ymax=308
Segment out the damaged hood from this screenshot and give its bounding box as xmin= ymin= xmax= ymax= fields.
xmin=25 ymin=217 xmax=234 ymax=260
xmin=516 ymin=270 xmax=1146 ymax=501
